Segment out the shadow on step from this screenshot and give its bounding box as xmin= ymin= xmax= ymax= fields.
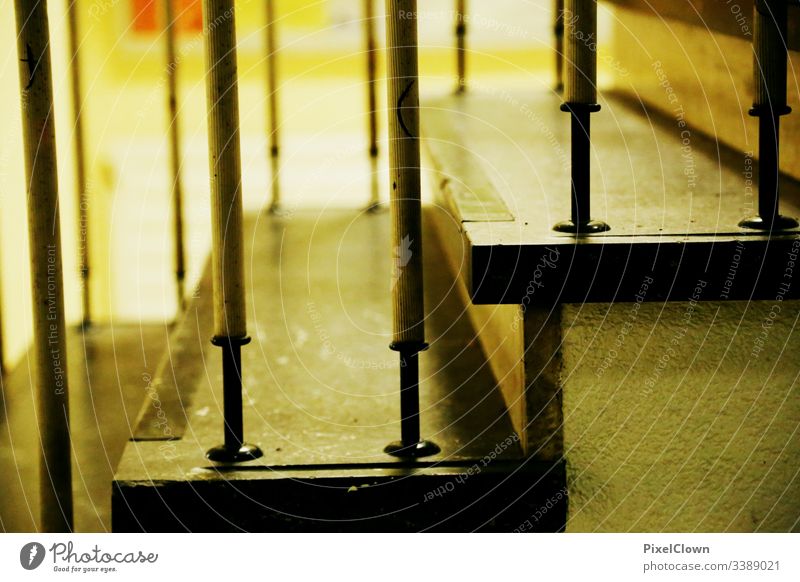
xmin=113 ymin=208 xmax=566 ymax=532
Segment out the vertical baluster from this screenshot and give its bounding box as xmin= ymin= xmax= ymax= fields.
xmin=739 ymin=0 xmax=798 ymax=230
xmin=67 ymin=0 xmax=91 ymax=324
xmin=266 ymin=0 xmax=281 ymax=213
xmin=203 ymin=0 xmax=263 ymax=462
xmin=553 ymin=0 xmax=609 ymax=234
xmin=164 ymin=0 xmax=187 ymax=310
xmin=365 ymin=0 xmax=381 ymax=210
xmin=14 ymin=0 xmax=74 ymax=530
xmin=554 ymin=0 xmax=564 ymax=92
xmin=383 ymin=0 xmax=439 ymax=458
xmin=455 ymin=0 xmax=466 ymax=93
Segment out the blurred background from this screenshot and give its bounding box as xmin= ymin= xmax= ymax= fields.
xmin=0 ymin=0 xmax=619 ymax=369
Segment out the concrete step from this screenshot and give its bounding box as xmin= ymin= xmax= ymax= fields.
xmin=112 ymin=208 xmax=566 ymax=532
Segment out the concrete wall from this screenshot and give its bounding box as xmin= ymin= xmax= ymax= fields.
xmin=562 ymin=297 xmax=800 ymax=532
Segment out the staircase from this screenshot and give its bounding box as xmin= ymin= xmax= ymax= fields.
xmin=112 ymin=209 xmax=566 ymax=532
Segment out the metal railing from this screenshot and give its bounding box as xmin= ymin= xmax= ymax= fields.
xmin=10 ymin=0 xmax=796 ymax=532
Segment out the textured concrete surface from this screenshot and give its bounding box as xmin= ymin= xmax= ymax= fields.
xmin=559 ymin=11 xmax=800 ymax=523
xmin=129 ymin=209 xmax=519 ymax=465
xmin=562 ymin=300 xmax=800 ymax=532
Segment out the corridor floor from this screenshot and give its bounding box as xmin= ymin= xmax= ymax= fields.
xmin=0 ymin=324 xmax=168 ymax=532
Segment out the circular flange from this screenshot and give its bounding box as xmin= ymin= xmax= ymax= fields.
xmin=560 ymin=102 xmax=602 ymax=114
xmin=388 ymin=341 xmax=429 ymax=353
xmin=738 ymin=215 xmax=799 ymax=231
xmin=211 ymin=335 xmax=251 ymax=347
xmin=365 ymin=201 xmax=386 ymax=214
xmin=206 ymin=443 xmax=264 ymax=463
xmin=268 ymin=203 xmax=290 ymax=217
xmin=553 ymin=219 xmax=611 ymax=234
xmin=384 ymin=440 xmax=441 ymax=459
xmin=749 ymin=105 xmax=792 ymax=117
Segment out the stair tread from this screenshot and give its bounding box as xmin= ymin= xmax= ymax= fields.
xmin=422 ymin=90 xmax=800 ymax=304
xmin=112 ymin=209 xmax=564 ymax=531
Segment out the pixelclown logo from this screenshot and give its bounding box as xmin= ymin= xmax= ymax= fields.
xmin=20 ymin=542 xmax=46 ymax=570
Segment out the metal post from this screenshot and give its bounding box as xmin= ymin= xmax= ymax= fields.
xmin=383 ymin=0 xmax=439 ymax=458
xmin=553 ymin=0 xmax=609 ymax=234
xmin=203 ymin=0 xmax=263 ymax=463
xmin=67 ymin=0 xmax=91 ymax=325
xmin=164 ymin=0 xmax=187 ymax=310
xmin=266 ymin=0 xmax=282 ymax=213
xmin=365 ymin=0 xmax=382 ymax=210
xmin=739 ymin=0 xmax=798 ymax=230
xmin=455 ymin=0 xmax=466 ymax=93
xmin=554 ymin=0 xmax=564 ymax=93
xmin=14 ymin=0 xmax=74 ymax=531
